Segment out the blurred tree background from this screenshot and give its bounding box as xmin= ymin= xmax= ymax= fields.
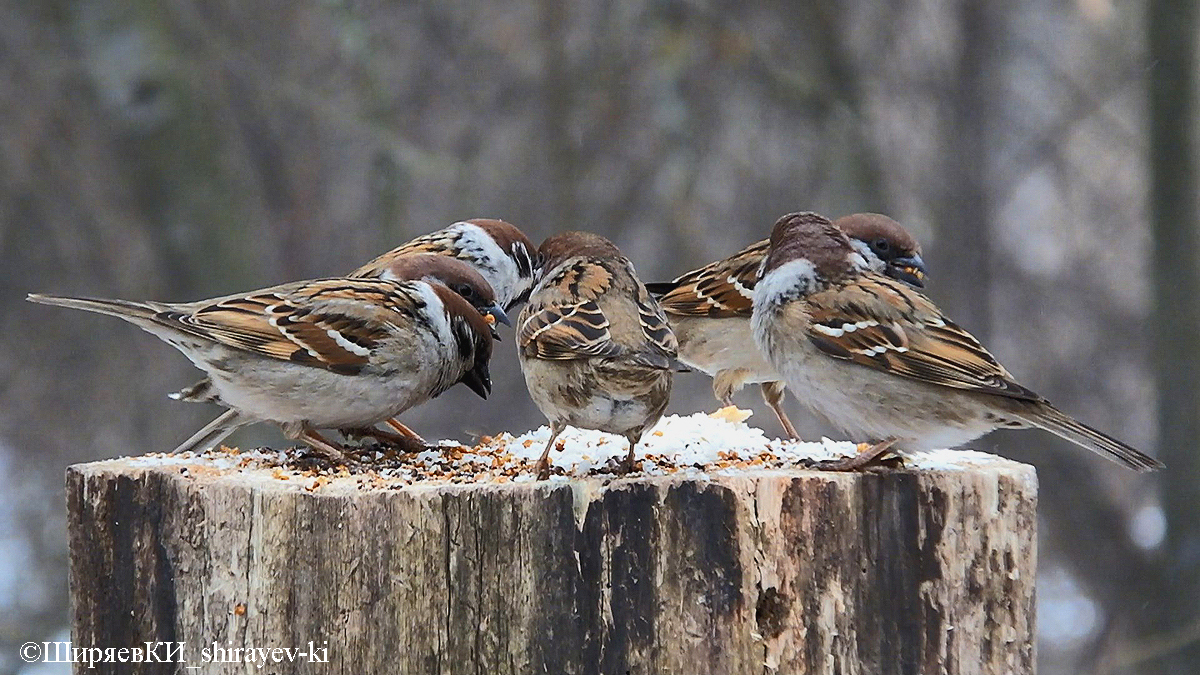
xmin=0 ymin=0 xmax=1196 ymax=672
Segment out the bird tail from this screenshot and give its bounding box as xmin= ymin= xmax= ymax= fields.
xmin=26 ymin=293 xmax=158 ymax=323
xmin=172 ymin=409 xmax=251 ymax=455
xmin=1017 ymin=405 xmax=1164 ymax=472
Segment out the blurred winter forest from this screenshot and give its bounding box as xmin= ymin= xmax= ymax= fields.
xmin=1 ymin=0 xmax=1197 ymax=673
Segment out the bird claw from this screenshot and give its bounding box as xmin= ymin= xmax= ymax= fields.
xmin=292 ymin=446 xmax=361 ymax=472
xmin=534 ymin=458 xmax=553 ymax=481
xmin=601 ymin=455 xmax=642 ymax=475
xmin=810 ymin=439 xmax=902 ymax=472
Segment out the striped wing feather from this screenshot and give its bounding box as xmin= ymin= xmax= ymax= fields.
xmin=648 ymin=240 xmax=767 ymax=318
xmin=804 ymin=276 xmax=1041 ymax=401
xmin=159 ymin=279 xmax=411 ymax=375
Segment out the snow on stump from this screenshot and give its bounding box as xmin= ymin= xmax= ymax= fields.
xmin=66 ymin=412 xmax=1037 ymax=674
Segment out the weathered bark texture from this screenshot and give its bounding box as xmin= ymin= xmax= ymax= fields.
xmin=67 ymin=458 xmax=1037 ymax=674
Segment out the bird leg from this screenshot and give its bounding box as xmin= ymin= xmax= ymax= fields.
xmin=815 ymin=438 xmax=900 ymax=472
xmin=384 ymin=417 xmax=426 ymax=443
xmin=301 ymin=429 xmax=354 ymax=464
xmin=534 ymin=423 xmax=565 ymax=481
xmin=760 ymin=381 xmax=800 ymax=440
xmin=712 ymin=369 xmax=751 ymax=409
xmin=620 ymin=432 xmax=643 ymax=474
xmin=281 ymin=422 xmax=354 ymax=465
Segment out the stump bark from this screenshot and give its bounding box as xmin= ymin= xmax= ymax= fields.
xmin=66 ymin=456 xmax=1037 ymax=674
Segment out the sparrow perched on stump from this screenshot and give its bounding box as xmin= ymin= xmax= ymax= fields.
xmin=647 ymin=213 xmax=926 ymax=439
xmin=29 ymin=260 xmax=495 ymax=464
xmin=517 ymin=231 xmax=677 ymax=479
xmin=170 ymin=218 xmax=537 ymax=441
xmin=750 ymin=212 xmax=1162 ymax=472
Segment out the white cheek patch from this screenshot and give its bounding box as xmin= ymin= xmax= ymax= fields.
xmin=457 ymin=222 xmax=518 ymax=301
xmin=410 ymin=282 xmax=452 ymax=344
xmin=849 ymin=240 xmax=883 ymax=274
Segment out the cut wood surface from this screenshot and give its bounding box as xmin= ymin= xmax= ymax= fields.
xmin=67 ymin=451 xmax=1037 ymax=674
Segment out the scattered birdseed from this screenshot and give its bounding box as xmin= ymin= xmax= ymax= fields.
xmin=119 ymin=407 xmax=1017 ymax=490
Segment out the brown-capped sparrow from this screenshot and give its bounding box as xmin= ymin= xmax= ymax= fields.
xmin=28 ymin=261 xmax=495 ymax=463
xmin=517 ymin=231 xmax=677 ymax=479
xmin=166 ymin=254 xmax=510 ymax=444
xmin=646 ymin=213 xmax=926 ymax=439
xmin=750 ymin=212 xmax=1163 ymax=471
xmin=353 ymin=218 xmax=538 ymax=311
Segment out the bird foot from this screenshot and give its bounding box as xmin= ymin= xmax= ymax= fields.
xmin=293 ymin=445 xmax=361 ymax=471
xmin=601 ymin=455 xmax=642 ymax=475
xmin=340 ymin=427 xmax=426 ymax=456
xmin=533 ymin=457 xmax=553 ymax=481
xmin=812 ymin=439 xmax=901 ymax=472
xmin=383 ymin=418 xmax=426 ymax=443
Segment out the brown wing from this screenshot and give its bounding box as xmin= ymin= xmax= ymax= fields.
xmin=156 ymin=279 xmax=413 ymax=375
xmin=646 ymin=240 xmax=767 ymax=318
xmin=518 ymin=258 xmax=621 ymax=360
xmin=633 ymin=268 xmax=678 ymax=361
xmin=349 ymin=229 xmax=462 ymax=278
xmin=804 ymin=276 xmax=1042 ymax=401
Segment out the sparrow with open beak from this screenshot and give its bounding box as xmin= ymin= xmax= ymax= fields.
xmin=646 ymin=213 xmax=926 ymax=439
xmin=29 ymin=263 xmax=495 ymax=464
xmin=750 ymin=212 xmax=1163 ymax=472
xmin=517 ymin=231 xmax=677 ymax=479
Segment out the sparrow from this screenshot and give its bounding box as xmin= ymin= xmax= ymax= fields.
xmin=517 ymin=231 xmax=677 ymax=479
xmin=646 ymin=213 xmax=926 ymax=439
xmin=353 ymin=218 xmax=539 ymax=311
xmin=165 ymin=254 xmax=509 ymax=445
xmin=28 ymin=264 xmax=495 ymax=463
xmin=168 ymin=254 xmax=509 ymax=396
xmin=750 ymin=212 xmax=1163 ymax=472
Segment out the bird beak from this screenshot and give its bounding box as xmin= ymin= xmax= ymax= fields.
xmin=462 ymin=363 xmax=492 ymax=399
xmin=887 ymin=254 xmax=927 ymax=288
xmin=487 ymin=304 xmax=512 ymax=327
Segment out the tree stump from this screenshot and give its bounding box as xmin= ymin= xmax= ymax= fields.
xmin=66 ymin=453 xmax=1036 ymax=674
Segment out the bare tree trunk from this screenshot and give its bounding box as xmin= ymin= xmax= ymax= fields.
xmin=931 ymin=1 xmax=998 ymax=338
xmin=66 ymin=458 xmax=1038 ymax=675
xmin=1143 ymin=0 xmax=1200 ymax=671
xmin=542 ymin=0 xmax=577 ymax=221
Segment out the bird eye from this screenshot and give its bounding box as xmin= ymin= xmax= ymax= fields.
xmin=455 ymin=284 xmax=475 ymax=299
xmin=873 ymin=238 xmax=890 ymax=253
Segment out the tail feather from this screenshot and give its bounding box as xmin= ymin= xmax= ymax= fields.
xmin=1020 ymin=406 xmax=1164 ymax=472
xmin=172 ymin=409 xmax=251 ymax=454
xmin=26 ymin=293 xmax=158 ymax=323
